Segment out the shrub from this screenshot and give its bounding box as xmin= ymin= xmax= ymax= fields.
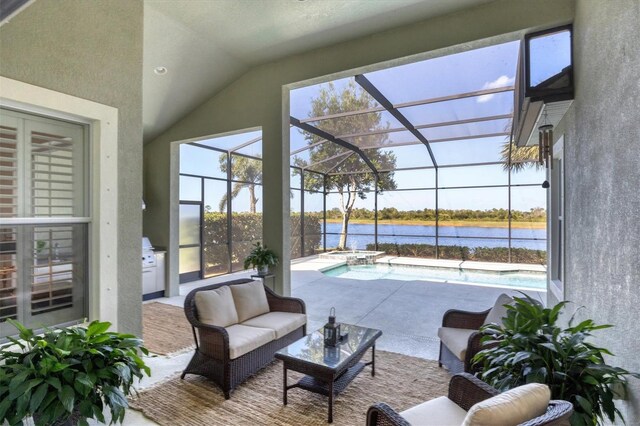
xmin=367 ymin=243 xmax=546 ymax=264
xmin=473 ymin=295 xmax=638 ymax=425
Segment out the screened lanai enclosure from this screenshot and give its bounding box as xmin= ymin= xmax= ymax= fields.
xmin=289 ymin=40 xmax=547 ymax=264
xmin=179 ymin=40 xmax=549 ymax=282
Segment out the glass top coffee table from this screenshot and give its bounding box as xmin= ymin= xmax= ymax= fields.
xmin=275 ymin=323 xmax=382 ymax=423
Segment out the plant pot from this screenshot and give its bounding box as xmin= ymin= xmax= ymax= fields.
xmin=257 ymin=265 xmax=269 ymax=276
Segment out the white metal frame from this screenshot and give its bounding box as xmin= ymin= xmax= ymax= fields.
xmin=0 ymin=77 xmax=119 ymax=328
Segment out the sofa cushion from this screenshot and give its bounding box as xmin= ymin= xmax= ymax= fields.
xmin=462 ymin=383 xmax=550 ymax=426
xmin=225 ymin=324 xmax=276 ymax=359
xmin=230 ymin=280 xmax=270 ymax=322
xmin=242 ymin=312 xmax=307 ymax=339
xmin=483 ymin=293 xmax=514 ymax=326
xmin=400 ymin=396 xmax=468 ymax=426
xmin=194 ymin=286 xmax=239 ymax=327
xmin=438 ymin=327 xmax=476 ymax=360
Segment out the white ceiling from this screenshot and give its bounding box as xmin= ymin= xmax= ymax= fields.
xmin=143 ymin=0 xmax=494 ymax=143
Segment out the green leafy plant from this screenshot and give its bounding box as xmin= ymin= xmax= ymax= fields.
xmin=473 ymin=294 xmax=638 ymax=426
xmin=0 ymin=319 xmax=150 ymax=426
xmin=243 ymin=242 xmax=279 ymax=273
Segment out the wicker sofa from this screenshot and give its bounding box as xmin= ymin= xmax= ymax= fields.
xmin=367 ymin=373 xmax=573 ymax=426
xmin=181 ymin=278 xmax=306 ymax=398
xmin=438 ymin=294 xmax=513 ymax=373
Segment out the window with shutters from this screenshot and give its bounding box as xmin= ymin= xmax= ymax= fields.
xmin=0 ymin=108 xmax=88 ymax=338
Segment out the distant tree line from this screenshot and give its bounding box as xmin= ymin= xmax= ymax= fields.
xmin=325 ymin=207 xmax=546 ymax=222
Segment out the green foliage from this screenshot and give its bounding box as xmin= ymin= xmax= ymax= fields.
xmin=501 ymin=141 xmax=544 ymax=172
xmin=203 ymin=212 xmax=263 ymax=274
xmin=291 ymin=212 xmax=322 ymax=258
xmin=217 ymin=154 xmax=262 ymax=213
xmin=327 ymin=207 xmax=546 ymax=222
xmin=0 ymin=320 xmax=150 ymax=426
xmin=243 ymin=242 xmax=279 ymax=270
xmin=473 ymin=295 xmax=637 ymax=425
xmin=294 ymin=81 xmax=397 ymax=249
xmin=368 ymin=243 xmax=546 ymax=264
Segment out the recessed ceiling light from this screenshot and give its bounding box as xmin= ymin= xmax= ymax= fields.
xmin=154 ymin=66 xmax=168 ymax=75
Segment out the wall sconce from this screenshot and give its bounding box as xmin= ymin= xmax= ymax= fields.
xmin=538 ymin=124 xmax=553 ymax=168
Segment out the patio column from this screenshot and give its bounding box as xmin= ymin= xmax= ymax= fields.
xmin=262 ymin=104 xmax=291 ymax=296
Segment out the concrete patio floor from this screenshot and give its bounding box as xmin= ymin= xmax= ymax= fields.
xmin=111 ymin=255 xmax=546 ymax=425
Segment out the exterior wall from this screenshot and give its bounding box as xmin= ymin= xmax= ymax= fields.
xmin=0 ymin=1 xmax=144 ymax=334
xmin=144 ymin=0 xmax=575 ymax=296
xmin=548 ymin=0 xmax=640 ymax=419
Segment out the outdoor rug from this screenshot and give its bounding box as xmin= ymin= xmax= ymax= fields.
xmin=129 ymin=350 xmax=450 ymax=426
xmin=142 ymin=302 xmax=194 ymax=355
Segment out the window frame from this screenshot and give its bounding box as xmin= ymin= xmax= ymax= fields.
xmin=549 ymin=135 xmax=565 ymax=300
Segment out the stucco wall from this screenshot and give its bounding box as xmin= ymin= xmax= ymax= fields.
xmin=0 ymin=0 xmax=144 ymax=334
xmin=144 ymin=0 xmax=574 ymax=296
xmin=548 ymin=0 xmax=640 ymax=420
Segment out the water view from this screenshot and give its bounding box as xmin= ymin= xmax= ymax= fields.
xmin=324 ymin=223 xmax=546 ymax=250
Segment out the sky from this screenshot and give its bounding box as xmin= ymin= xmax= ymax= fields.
xmin=179 ymin=33 xmax=571 ymax=213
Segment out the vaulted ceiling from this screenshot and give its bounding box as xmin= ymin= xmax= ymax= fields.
xmin=143 ymin=0 xmax=494 ymax=143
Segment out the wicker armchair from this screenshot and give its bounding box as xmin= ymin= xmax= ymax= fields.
xmin=181 ymin=278 xmax=306 ymax=398
xmin=367 ymin=373 xmax=574 ymax=426
xmin=438 ymin=307 xmax=490 ymax=374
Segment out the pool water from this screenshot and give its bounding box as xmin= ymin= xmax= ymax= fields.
xmin=323 ymin=264 xmax=546 ymax=290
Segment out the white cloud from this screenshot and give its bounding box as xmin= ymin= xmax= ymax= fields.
xmin=477 ymin=75 xmax=515 ymax=103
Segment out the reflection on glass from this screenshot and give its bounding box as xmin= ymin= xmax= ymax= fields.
xmin=529 ymin=30 xmax=572 ymax=88
xmin=203 ymin=245 xmax=230 ymax=277
xmin=276 ymin=324 xmax=381 ymax=370
xmin=179 ymin=204 xmax=200 ymax=246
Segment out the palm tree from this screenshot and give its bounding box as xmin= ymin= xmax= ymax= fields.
xmin=218 ymin=155 xmax=262 ymax=212
xmin=500 ymin=141 xmax=543 ymax=172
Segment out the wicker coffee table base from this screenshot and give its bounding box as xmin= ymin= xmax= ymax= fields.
xmin=282 ymin=345 xmax=376 ymax=423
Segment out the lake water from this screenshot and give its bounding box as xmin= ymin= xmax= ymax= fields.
xmin=323 ymin=222 xmax=546 ymax=250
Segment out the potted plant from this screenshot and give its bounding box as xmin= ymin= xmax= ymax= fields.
xmin=0 ymin=319 xmax=150 ymax=426
xmin=473 ymin=294 xmax=638 ymax=426
xmin=243 ymin=242 xmax=279 ymax=275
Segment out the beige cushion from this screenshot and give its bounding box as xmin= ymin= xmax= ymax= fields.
xmin=225 ymin=324 xmax=276 ymax=359
xmin=438 ymin=327 xmax=476 ymax=360
xmin=400 ymin=396 xmax=468 ymax=426
xmin=194 ymin=286 xmax=239 ymax=327
xmin=483 ymin=294 xmax=514 ymax=326
xmin=462 ymin=383 xmax=551 ymax=426
xmin=230 ymin=280 xmax=270 ymax=322
xmin=242 ymin=312 xmax=307 ymax=339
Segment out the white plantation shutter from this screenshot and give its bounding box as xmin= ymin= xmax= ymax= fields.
xmin=0 ymin=109 xmax=88 ymax=338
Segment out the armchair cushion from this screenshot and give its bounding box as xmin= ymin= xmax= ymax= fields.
xmin=225 ymin=324 xmax=276 ymax=359
xmin=400 ymin=396 xmax=468 ymax=426
xmin=483 ymin=293 xmax=513 ymax=326
xmin=437 ymin=327 xmax=476 ymax=360
xmin=462 ymin=383 xmax=550 ymax=426
xmin=194 ymin=285 xmax=239 ymax=327
xmin=242 ymin=311 xmax=307 ymax=339
xmin=230 ymin=280 xmax=270 ymax=322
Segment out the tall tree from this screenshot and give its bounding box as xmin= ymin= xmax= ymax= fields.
xmin=295 ymin=81 xmax=396 ymax=249
xmin=218 ymin=154 xmax=262 ymax=213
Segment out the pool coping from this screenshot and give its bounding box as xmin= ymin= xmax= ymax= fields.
xmin=375 ymin=256 xmax=546 ymax=274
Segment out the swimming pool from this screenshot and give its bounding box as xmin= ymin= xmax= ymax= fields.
xmin=322 ymin=263 xmax=546 ymax=291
